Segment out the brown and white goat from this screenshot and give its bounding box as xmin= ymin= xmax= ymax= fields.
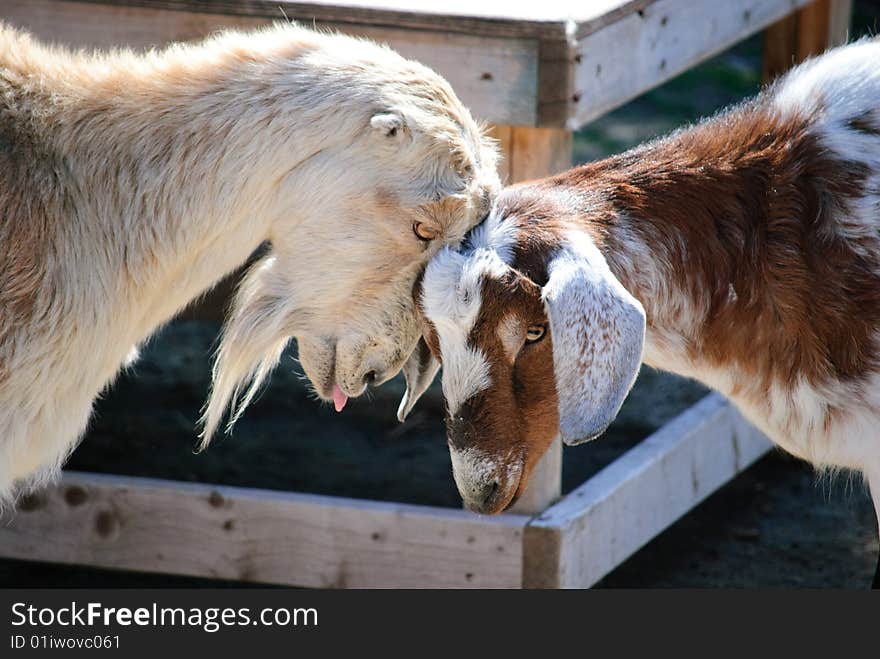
xmin=0 ymin=23 xmax=499 ymax=502
xmin=407 ymin=40 xmax=880 ymax=584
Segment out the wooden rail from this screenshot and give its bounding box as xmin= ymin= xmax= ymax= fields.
xmin=1 ymin=0 xmax=843 ymax=130
xmin=0 ymin=472 xmax=529 ymax=588
xmin=524 ymin=395 xmax=771 ymax=588
xmin=0 ymin=395 xmax=771 ymax=588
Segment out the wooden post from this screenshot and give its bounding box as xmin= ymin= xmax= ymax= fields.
xmin=762 ymin=0 xmax=852 ymax=82
xmin=762 ymin=12 xmax=798 ymax=82
xmin=523 ymin=395 xmax=772 ymax=588
xmin=509 ymin=437 xmax=562 ymax=516
xmin=488 ymin=125 xmax=573 ymax=185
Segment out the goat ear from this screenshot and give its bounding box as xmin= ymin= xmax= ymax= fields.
xmin=371 ymin=112 xmax=405 ymax=138
xmin=397 ymin=337 xmax=440 ymax=422
xmin=542 ymin=235 xmax=645 ymax=446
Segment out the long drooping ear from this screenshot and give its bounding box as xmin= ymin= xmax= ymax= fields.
xmin=397 ymin=337 xmax=441 ymax=422
xmin=542 ymin=233 xmax=646 ymax=446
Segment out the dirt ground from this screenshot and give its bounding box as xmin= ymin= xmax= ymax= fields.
xmin=2 ymin=6 xmax=879 ymax=588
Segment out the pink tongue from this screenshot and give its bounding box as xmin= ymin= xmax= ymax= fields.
xmin=332 ymin=385 xmax=348 ymax=413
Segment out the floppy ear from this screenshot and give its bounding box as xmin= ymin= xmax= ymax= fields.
xmin=371 ymin=112 xmax=405 ymax=138
xmin=397 ymin=337 xmax=441 ymax=422
xmin=542 ymin=234 xmax=645 ymax=446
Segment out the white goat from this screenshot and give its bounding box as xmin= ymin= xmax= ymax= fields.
xmin=408 ymin=40 xmax=880 ymax=586
xmin=0 ymin=23 xmax=499 ymax=501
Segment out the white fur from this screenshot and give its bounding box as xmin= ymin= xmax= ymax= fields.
xmin=542 ymin=231 xmax=646 ymax=445
xmin=634 ymin=41 xmax=880 ymax=570
xmin=774 ymin=38 xmax=880 ymax=261
xmin=464 ymin=204 xmax=520 ymax=260
xmin=421 ymin=249 xmax=497 ymax=414
xmin=626 ymin=40 xmax=880 ymax=481
xmin=773 ymin=39 xmax=880 ymax=128
xmin=419 ymin=209 xmax=518 ymax=414
xmin=443 ymin=345 xmax=492 ymax=416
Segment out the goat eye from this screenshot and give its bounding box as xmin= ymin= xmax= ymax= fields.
xmin=413 ymin=222 xmax=437 ymax=242
xmin=525 ymin=324 xmax=546 ymax=344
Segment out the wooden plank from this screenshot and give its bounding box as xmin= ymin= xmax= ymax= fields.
xmin=571 ymin=0 xmax=816 ymax=129
xmin=795 ymin=0 xmax=852 ymax=58
xmin=763 ymin=0 xmax=852 ymax=82
xmin=537 ymin=37 xmax=577 ymax=129
xmin=489 ymin=123 xmax=576 ymax=184
xmin=9 ymin=1 xmax=821 ymax=129
xmin=0 ymin=471 xmax=528 ymax=588
xmin=824 ymin=0 xmax=853 ymax=47
xmin=523 ymin=394 xmax=772 ymax=588
xmin=509 ymin=437 xmax=562 ymax=515
xmin=508 ymin=127 xmax=572 ymax=182
xmin=796 ymin=0 xmax=838 ymax=58
xmin=486 ymin=123 xmax=572 ymax=186
xmin=93 ymin=0 xmax=796 ymax=45
xmin=2 ymin=0 xmax=539 ymax=126
xmin=58 ymin=0 xmax=660 ymax=41
xmin=762 ymin=13 xmax=799 ymax=82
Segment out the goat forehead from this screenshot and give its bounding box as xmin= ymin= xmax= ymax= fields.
xmin=464 ymin=204 xmax=519 ymax=259
xmin=418 ymin=257 xmax=499 ymax=416
xmin=421 ymin=249 xmax=499 ymax=329
xmin=421 ymin=208 xmax=519 ymax=326
xmin=441 ymin=343 xmax=492 ymax=415
xmin=419 ymin=250 xmax=495 ymax=412
xmin=422 ymin=264 xmax=491 ymax=415
xmin=418 ymin=207 xmax=520 ymax=414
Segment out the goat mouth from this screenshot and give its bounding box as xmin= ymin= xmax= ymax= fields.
xmin=496 ymin=455 xmax=534 ymax=513
xmin=478 ymin=480 xmax=520 ymax=515
xmin=320 ymin=347 xmax=367 ymax=402
xmin=478 ymin=465 xmax=525 ymax=515
xmin=501 ymin=470 xmax=526 ymax=512
xmin=314 ymin=342 xmax=338 ymax=400
xmin=505 ymin=489 xmax=522 ymax=512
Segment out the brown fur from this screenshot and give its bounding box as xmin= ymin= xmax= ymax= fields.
xmin=552 ymin=103 xmax=880 ymax=399
xmin=471 ymin=274 xmax=558 ymax=504
xmin=420 ymin=97 xmax=880 ymax=510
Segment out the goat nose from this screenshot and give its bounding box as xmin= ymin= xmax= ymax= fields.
xmin=465 ymin=480 xmax=500 ymax=512
xmin=483 ymin=480 xmax=500 ymax=502
xmin=362 ymin=370 xmax=377 ymax=386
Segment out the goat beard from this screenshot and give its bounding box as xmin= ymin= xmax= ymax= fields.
xmin=199 ymin=255 xmax=300 ymax=448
